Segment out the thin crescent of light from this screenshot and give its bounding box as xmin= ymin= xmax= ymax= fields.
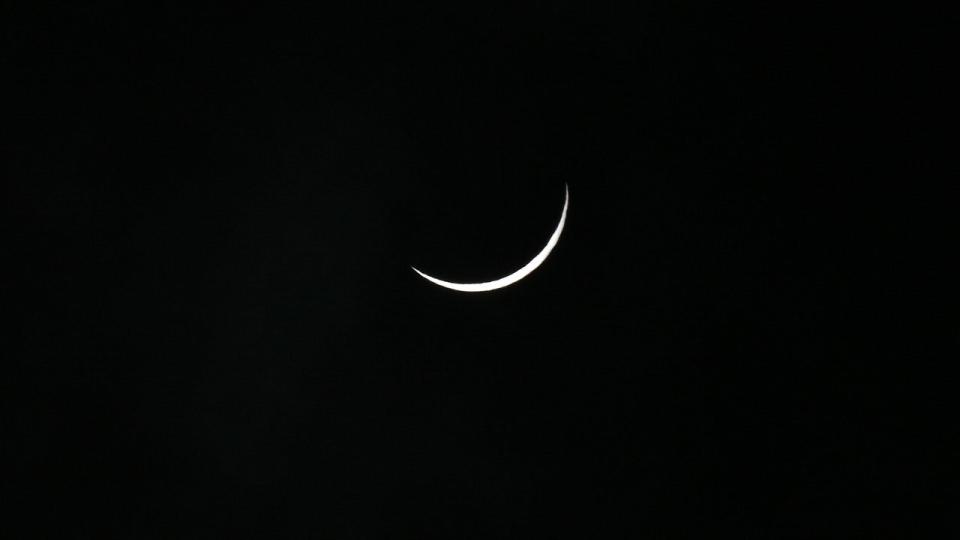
xmin=411 ymin=184 xmax=568 ymax=292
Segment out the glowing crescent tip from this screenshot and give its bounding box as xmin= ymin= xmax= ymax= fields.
xmin=411 ymin=184 xmax=568 ymax=292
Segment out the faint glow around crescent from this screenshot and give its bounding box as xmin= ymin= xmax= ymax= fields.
xmin=411 ymin=184 xmax=568 ymax=292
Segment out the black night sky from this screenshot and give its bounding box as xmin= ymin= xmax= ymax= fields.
xmin=5 ymin=3 xmax=954 ymax=538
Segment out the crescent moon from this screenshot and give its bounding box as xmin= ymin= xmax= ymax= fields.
xmin=411 ymin=184 xmax=568 ymax=292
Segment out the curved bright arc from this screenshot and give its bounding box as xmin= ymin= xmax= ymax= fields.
xmin=411 ymin=184 xmax=568 ymax=292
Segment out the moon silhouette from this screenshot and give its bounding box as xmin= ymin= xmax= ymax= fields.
xmin=411 ymin=184 xmax=568 ymax=292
